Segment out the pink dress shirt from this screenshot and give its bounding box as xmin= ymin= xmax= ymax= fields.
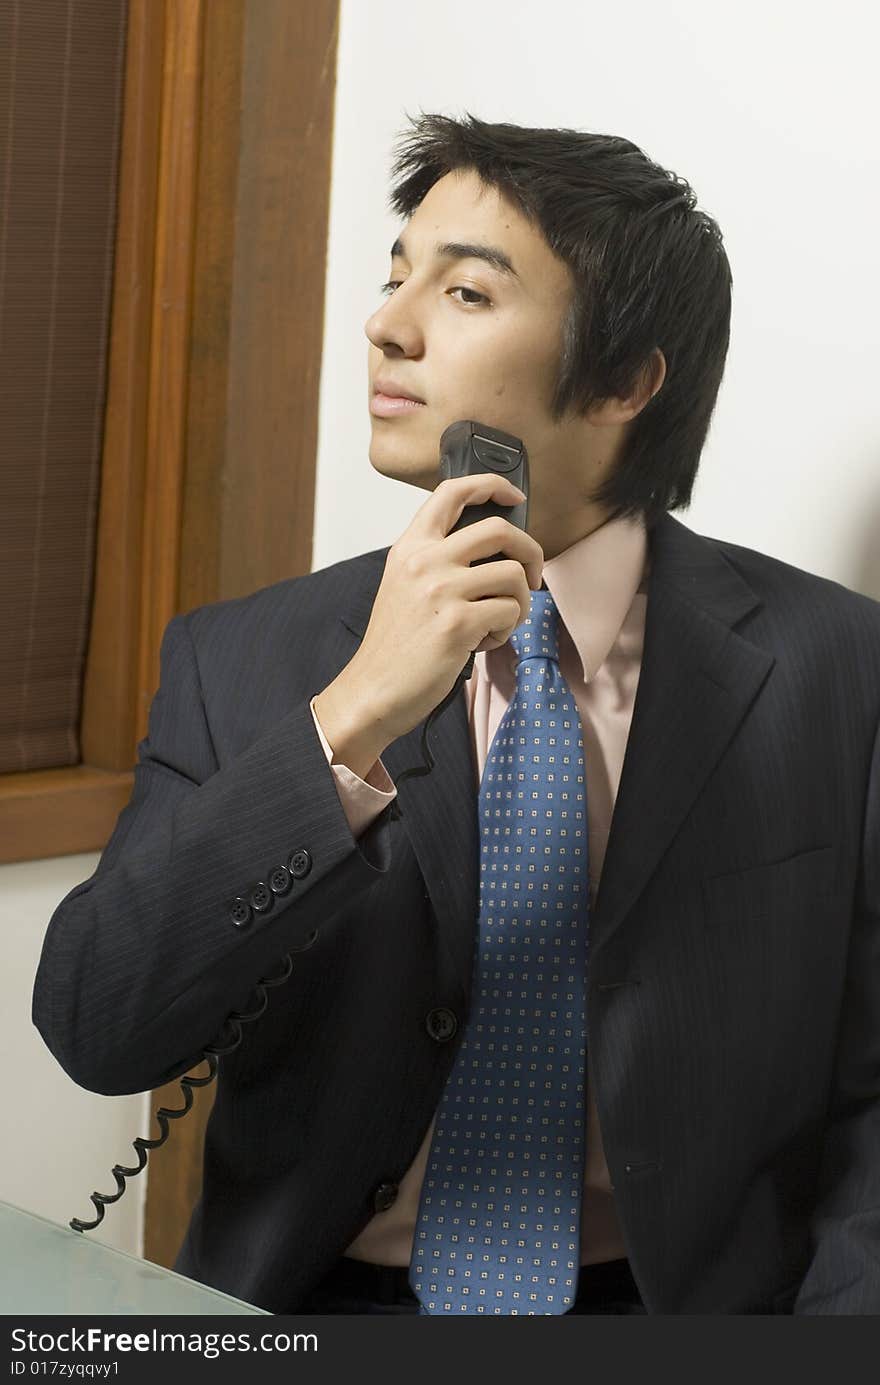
xmin=309 ymin=512 xmax=651 ymax=1267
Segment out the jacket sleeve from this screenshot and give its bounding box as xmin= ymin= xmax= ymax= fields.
xmin=31 ymin=611 xmax=395 ymax=1098
xmin=792 ymin=705 xmax=880 ymax=1314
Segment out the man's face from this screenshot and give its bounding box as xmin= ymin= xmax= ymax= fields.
xmin=365 ymin=168 xmax=580 ymax=497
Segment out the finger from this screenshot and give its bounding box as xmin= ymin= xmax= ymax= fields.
xmin=445 ymin=517 xmax=542 ymax=589
xmin=416 ymin=473 xmax=526 ymax=539
xmin=456 ymin=561 xmax=533 ymax=623
xmin=464 ymin=595 xmax=523 ymax=651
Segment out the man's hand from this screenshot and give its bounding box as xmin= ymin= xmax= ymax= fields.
xmin=313 ymin=473 xmax=543 ymax=778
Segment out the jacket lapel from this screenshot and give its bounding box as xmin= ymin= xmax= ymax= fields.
xmin=336 ymin=511 xmax=776 ymax=998
xmin=590 ymin=513 xmax=776 ymax=956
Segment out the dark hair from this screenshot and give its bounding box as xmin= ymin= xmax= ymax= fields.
xmin=386 ymin=111 xmax=732 ymax=529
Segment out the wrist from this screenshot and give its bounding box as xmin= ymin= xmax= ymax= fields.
xmin=313 ymin=672 xmax=393 ymax=782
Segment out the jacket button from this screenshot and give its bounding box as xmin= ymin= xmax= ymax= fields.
xmin=373 ymin=1181 xmax=399 ymax=1213
xmin=289 ymin=849 xmax=312 ymax=880
xmin=230 ymin=897 xmax=252 ymax=928
xmin=269 ymin=865 xmax=292 ymax=896
xmin=250 ymin=881 xmax=273 ymax=913
xmin=425 ymin=1007 xmax=458 ymax=1042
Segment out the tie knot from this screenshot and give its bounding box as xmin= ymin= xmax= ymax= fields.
xmin=509 ymin=586 xmax=560 ymax=669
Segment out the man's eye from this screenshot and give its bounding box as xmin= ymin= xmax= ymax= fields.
xmin=449 ymin=286 xmax=490 ymax=307
xmin=377 ymin=281 xmax=490 ymax=307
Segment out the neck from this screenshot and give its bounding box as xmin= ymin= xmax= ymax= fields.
xmin=530 ymin=502 xmax=619 ymax=562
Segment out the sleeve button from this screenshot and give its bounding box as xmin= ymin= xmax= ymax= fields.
xmin=288 ymin=849 xmax=312 ymax=880
xmin=269 ymin=865 xmax=292 ymax=895
xmin=230 ymin=897 xmax=252 ymax=928
xmin=250 ymin=881 xmax=274 ymax=913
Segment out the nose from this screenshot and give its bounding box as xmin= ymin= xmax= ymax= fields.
xmin=364 ymin=290 xmax=421 ymax=356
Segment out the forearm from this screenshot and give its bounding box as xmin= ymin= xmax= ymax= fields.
xmin=313 ymin=666 xmax=396 ymax=781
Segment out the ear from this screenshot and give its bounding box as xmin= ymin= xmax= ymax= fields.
xmin=588 ymin=348 xmax=667 ymax=425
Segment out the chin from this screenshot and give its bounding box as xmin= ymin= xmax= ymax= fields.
xmin=369 ymin=444 xmax=436 ymax=490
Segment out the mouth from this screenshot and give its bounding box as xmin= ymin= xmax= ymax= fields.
xmin=370 ymin=387 xmax=427 ymax=417
xmin=372 ymin=379 xmax=425 ymax=404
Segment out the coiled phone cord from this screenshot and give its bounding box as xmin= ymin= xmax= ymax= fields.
xmin=69 ymin=651 xmax=473 ymax=1232
xmin=386 ymin=650 xmax=474 ymax=820
xmin=69 ymin=934 xmax=317 ymax=1232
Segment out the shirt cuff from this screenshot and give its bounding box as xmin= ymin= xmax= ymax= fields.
xmin=309 ymin=694 xmax=397 ymax=838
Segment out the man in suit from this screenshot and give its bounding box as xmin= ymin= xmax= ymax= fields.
xmin=33 ymin=115 xmax=880 ymax=1314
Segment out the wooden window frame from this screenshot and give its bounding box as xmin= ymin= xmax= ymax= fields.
xmin=0 ymin=0 xmax=198 ymax=864
xmin=1 ymin=0 xmax=336 ymax=871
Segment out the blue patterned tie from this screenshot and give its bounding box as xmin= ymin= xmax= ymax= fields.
xmin=409 ymin=586 xmax=590 ymax=1314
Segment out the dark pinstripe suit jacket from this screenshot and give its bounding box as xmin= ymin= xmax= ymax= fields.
xmin=32 ymin=511 xmax=880 ymax=1314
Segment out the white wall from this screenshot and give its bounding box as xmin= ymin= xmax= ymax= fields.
xmin=314 ymin=0 xmax=880 ymax=602
xmin=2 ymin=854 xmax=147 ymax=1257
xmin=5 ymin=0 xmax=879 ymax=1265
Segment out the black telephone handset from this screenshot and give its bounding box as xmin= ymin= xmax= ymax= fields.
xmin=437 ymin=419 xmax=530 ymax=681
xmin=68 ymin=420 xmax=529 ymax=1234
xmin=438 ymin=417 xmax=530 ymax=539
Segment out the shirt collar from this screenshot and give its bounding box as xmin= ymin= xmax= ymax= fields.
xmin=541 ymin=510 xmax=650 ymax=683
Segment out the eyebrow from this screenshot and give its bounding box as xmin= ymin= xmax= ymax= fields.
xmin=390 ymin=234 xmax=519 ymax=281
